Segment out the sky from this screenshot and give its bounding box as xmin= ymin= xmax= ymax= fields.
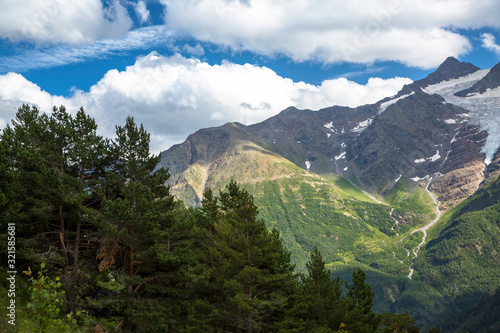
xmin=1 ymin=0 xmax=500 ymax=153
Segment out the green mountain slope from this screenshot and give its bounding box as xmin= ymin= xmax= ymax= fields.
xmin=161 ymin=122 xmax=392 ymax=270
xmin=159 ymin=118 xmax=456 ymax=330
xmin=160 ymin=120 xmax=435 ymax=272
xmin=416 ymin=176 xmax=500 ymax=330
xmin=157 ymin=57 xmax=500 ymax=331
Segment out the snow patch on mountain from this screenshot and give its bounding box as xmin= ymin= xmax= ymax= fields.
xmin=423 ymin=69 xmax=490 ymax=95
xmin=463 ymin=86 xmax=500 ymax=98
xmin=324 ymin=122 xmax=335 ymax=132
xmin=335 ymin=152 xmax=346 ymax=160
xmin=411 ymin=175 xmax=430 ymax=182
xmin=414 ymin=150 xmax=441 ymax=164
xmin=429 ymin=150 xmax=441 ymax=162
xmin=351 ymin=117 xmax=373 ymax=133
xmin=305 ymin=161 xmax=311 ymax=171
xmin=423 ymin=68 xmax=500 ymax=165
xmin=444 ymin=113 xmax=469 ymax=124
xmin=378 ymin=92 xmax=415 ymax=114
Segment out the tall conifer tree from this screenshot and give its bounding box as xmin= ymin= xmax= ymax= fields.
xmin=344 ymin=268 xmax=381 ymax=332
xmin=201 ymin=181 xmax=295 ymax=332
xmin=290 ymin=247 xmax=345 ymax=332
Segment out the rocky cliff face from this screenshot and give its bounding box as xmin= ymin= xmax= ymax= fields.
xmin=341 ymin=57 xmax=499 ymax=208
xmin=428 ymin=125 xmax=488 ymax=209
xmin=158 ymin=122 xmax=269 ymax=204
xmin=249 ymin=104 xmax=379 ymax=174
xmin=394 ymin=57 xmax=480 ymax=97
xmin=347 ymin=91 xmax=468 ymax=192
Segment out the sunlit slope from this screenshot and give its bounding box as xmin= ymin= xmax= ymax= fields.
xmin=162 ymin=121 xmax=437 ymax=274
xmin=159 ymin=119 xmax=471 ymax=329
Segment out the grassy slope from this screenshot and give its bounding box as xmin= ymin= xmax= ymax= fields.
xmin=171 ymin=137 xmax=490 ymax=330
xmin=247 ymin=166 xmax=468 ymax=330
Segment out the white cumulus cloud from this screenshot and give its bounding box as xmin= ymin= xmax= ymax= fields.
xmin=0 ymin=0 xmax=133 ymax=44
xmin=0 ymin=73 xmax=68 ymax=111
xmin=482 ymin=33 xmax=500 ymax=56
xmin=0 ymin=53 xmax=411 ymax=153
xmin=159 ymin=0 xmax=500 ymax=68
xmin=134 ymin=1 xmax=150 ymax=24
xmin=0 ymin=72 xmax=70 ymax=129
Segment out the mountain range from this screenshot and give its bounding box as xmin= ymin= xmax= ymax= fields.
xmin=158 ymin=57 xmax=500 ymax=331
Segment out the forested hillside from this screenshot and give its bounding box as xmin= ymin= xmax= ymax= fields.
xmin=417 ymin=176 xmax=500 ymax=332
xmin=0 ymin=105 xmax=419 ymax=332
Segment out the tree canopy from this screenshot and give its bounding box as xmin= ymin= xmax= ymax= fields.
xmin=0 ymin=104 xmax=420 ymax=332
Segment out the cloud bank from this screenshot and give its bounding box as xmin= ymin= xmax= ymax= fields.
xmin=0 ymin=0 xmax=132 ymax=45
xmin=0 ymin=53 xmax=411 ymax=153
xmin=0 ymin=26 xmax=174 ymax=72
xmin=160 ymin=0 xmax=500 ymax=68
xmin=1 ymin=0 xmax=499 ymax=70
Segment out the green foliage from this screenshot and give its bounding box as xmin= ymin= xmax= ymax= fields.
xmin=414 ymin=176 xmax=500 ymax=331
xmin=248 ymin=177 xmax=382 ymax=271
xmin=196 ymin=180 xmax=296 ymax=332
xmin=22 ymin=264 xmax=82 ymax=332
xmin=286 ymin=247 xmax=345 ymax=332
xmin=0 ymin=104 xmax=425 ymax=332
xmin=403 ymin=232 xmax=424 ymax=251
xmin=418 ymin=182 xmax=500 ymax=297
xmin=385 ymin=180 xmax=435 ymax=233
xmin=378 ymin=312 xmax=420 ymax=332
xmin=344 ymin=268 xmax=381 ymax=332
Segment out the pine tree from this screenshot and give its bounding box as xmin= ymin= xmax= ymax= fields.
xmin=198 ymin=187 xmax=219 ymax=231
xmin=64 ymin=107 xmax=111 ymax=309
xmin=1 ymin=105 xmax=112 ymax=311
xmin=378 ymin=312 xmax=420 ymax=333
xmin=290 ymin=247 xmax=345 ymax=332
xmin=0 ymin=126 xmax=20 ymax=263
xmin=344 ymin=268 xmax=381 ymax=333
xmin=1 ymin=105 xmax=62 ymax=266
xmin=99 ymin=116 xmax=194 ymax=331
xmin=200 ymin=180 xmax=295 ymax=332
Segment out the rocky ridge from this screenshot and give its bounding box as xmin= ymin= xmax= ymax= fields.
xmin=160 ymin=57 xmax=500 ymax=210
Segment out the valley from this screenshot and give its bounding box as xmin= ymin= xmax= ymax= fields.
xmin=159 ymin=56 xmax=500 ymax=331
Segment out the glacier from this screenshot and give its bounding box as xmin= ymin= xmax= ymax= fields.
xmin=423 ymin=69 xmax=500 ymax=165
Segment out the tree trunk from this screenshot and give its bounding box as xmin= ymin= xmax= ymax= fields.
xmin=73 ymin=165 xmax=85 ymax=273
xmin=59 ymin=204 xmax=69 ymax=270
xmin=73 ymin=218 xmax=81 ymax=271
xmin=129 ymin=245 xmax=135 ymax=283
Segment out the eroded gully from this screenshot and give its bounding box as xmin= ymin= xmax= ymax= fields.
xmin=406 ymin=131 xmax=459 ymax=279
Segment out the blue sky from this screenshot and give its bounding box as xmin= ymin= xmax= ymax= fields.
xmin=1 ymin=0 xmax=500 ymax=153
